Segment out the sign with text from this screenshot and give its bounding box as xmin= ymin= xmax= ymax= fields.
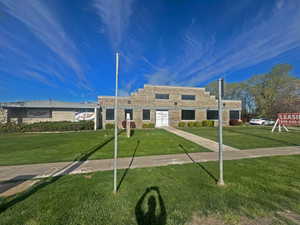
xmin=278 ymin=113 xmax=300 ymax=126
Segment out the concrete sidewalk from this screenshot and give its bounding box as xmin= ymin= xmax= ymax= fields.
xmin=163 ymin=126 xmax=239 ymax=151
xmin=0 ymin=146 xmax=299 ymax=182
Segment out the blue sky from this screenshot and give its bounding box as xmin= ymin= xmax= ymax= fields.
xmin=0 ymin=0 xmax=300 ymax=102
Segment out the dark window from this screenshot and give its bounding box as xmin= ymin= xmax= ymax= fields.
xmin=125 ymin=109 xmax=133 ymax=120
xmin=106 ymin=109 xmax=114 ymax=120
xmin=230 ymin=110 xmax=240 ymax=120
xmin=27 ymin=109 xmax=51 ymax=118
xmin=143 ymin=109 xmax=150 ymax=120
xmin=181 ymin=110 xmax=195 ymax=120
xmin=181 ymin=95 xmax=196 ymax=100
xmin=207 ymin=110 xmax=218 ymax=120
xmin=155 ymin=93 xmax=169 ymax=99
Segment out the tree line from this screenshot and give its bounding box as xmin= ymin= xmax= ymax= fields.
xmin=206 ymin=64 xmax=300 ymax=119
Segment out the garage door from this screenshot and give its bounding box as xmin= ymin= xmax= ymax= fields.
xmin=156 ymin=111 xmax=169 ymax=127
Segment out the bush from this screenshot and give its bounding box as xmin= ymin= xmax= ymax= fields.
xmin=178 ymin=122 xmax=186 ymax=127
xmin=142 ymin=123 xmax=155 ymax=128
xmin=105 ymin=123 xmax=115 ymax=129
xmin=194 ymin=121 xmax=202 ymax=127
xmin=0 ymin=121 xmax=94 ymax=133
xmin=202 ymin=120 xmax=214 ymax=127
xmin=187 ymin=122 xmax=194 ymax=127
xmin=229 ymin=119 xmax=243 ymax=126
xmin=121 ymin=120 xmax=136 ymax=129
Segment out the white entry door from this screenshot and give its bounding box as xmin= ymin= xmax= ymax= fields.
xmin=156 ymin=111 xmax=169 ymax=127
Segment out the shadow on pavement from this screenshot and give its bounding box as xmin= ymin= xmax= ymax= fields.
xmin=117 ymin=140 xmax=140 ymax=191
xmin=135 ymin=186 xmax=166 ymax=225
xmin=179 ymin=144 xmax=218 ymax=183
xmin=0 ymin=175 xmax=36 ymax=195
xmin=0 ymin=132 xmax=119 ymax=213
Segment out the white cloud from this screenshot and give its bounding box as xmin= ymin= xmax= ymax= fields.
xmin=145 ymin=0 xmax=300 ymax=86
xmin=93 ymin=0 xmax=135 ymax=51
xmin=0 ymin=0 xmax=91 ymax=90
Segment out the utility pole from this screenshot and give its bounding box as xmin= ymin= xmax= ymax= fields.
xmin=218 ymin=78 xmax=225 ymax=186
xmin=113 ymin=52 xmax=119 ymax=193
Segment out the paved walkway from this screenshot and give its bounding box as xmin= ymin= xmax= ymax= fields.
xmin=163 ymin=126 xmax=239 ymax=151
xmin=0 ymin=146 xmax=299 ymax=183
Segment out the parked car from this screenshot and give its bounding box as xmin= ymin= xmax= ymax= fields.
xmin=249 ymin=118 xmax=275 ymax=125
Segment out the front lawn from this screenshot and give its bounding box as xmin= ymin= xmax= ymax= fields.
xmin=181 ymin=126 xmax=300 ymax=149
xmin=1 ymin=155 xmax=300 ymax=224
xmin=0 ymin=129 xmax=209 ymax=166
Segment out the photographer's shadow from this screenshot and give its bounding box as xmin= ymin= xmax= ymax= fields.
xmin=135 ymin=186 xmax=166 ymax=225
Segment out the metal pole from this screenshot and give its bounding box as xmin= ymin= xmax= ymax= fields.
xmin=113 ymin=52 xmax=119 ymax=193
xmin=218 ymin=78 xmax=225 ymax=186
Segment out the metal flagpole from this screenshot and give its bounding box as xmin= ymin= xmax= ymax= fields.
xmin=113 ymin=52 xmax=119 ymax=193
xmin=218 ymin=78 xmax=225 ymax=186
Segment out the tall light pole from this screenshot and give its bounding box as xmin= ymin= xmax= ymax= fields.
xmin=218 ymin=78 xmax=225 ymax=186
xmin=113 ymin=52 xmax=119 ymax=193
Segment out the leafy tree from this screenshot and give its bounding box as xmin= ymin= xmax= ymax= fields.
xmin=205 ymin=64 xmax=300 ymax=119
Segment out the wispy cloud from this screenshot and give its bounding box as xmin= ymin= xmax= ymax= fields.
xmin=145 ymin=0 xmax=300 ymax=86
xmin=0 ymin=0 xmax=91 ymax=90
xmin=93 ymin=0 xmax=135 ymax=51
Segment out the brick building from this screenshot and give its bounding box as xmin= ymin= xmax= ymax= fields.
xmin=99 ymin=85 xmax=242 ymax=128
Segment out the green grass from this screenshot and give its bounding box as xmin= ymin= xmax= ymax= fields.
xmin=1 ymin=155 xmax=300 ymax=225
xmin=0 ymin=129 xmax=209 ymax=166
xmin=181 ymin=126 xmax=300 ymax=149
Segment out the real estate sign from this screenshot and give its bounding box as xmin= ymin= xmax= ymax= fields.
xmin=278 ymin=113 xmax=300 ymax=126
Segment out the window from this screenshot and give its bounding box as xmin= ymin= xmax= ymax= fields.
xmin=124 ymin=109 xmax=133 ymax=120
xmin=27 ymin=109 xmax=51 ymax=118
xmin=207 ymin=110 xmax=218 ymax=120
xmin=181 ymin=95 xmax=195 ymax=100
xmin=155 ymin=93 xmax=169 ymax=99
xmin=230 ymin=110 xmax=240 ymax=120
xmin=106 ymin=109 xmax=114 ymax=120
xmin=143 ymin=109 xmax=150 ymax=120
xmin=181 ymin=110 xmax=195 ymax=120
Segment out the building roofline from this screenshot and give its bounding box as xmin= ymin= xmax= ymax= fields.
xmin=0 ymin=100 xmax=98 ymax=109
xmin=223 ymin=100 xmax=242 ymax=103
xmin=144 ymin=84 xmax=206 ymax=90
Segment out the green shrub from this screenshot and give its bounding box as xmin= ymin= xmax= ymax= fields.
xmin=201 ymin=120 xmax=215 ymax=127
xmin=178 ymin=122 xmax=186 ymax=127
xmin=105 ymin=123 xmax=115 ymax=129
xmin=201 ymin=120 xmax=208 ymax=127
xmin=194 ymin=121 xmax=202 ymax=127
xmin=187 ymin=122 xmax=195 ymax=127
xmin=208 ymin=120 xmax=215 ymax=127
xmin=0 ymin=121 xmax=94 ymax=133
xmin=142 ymin=123 xmax=155 ymax=128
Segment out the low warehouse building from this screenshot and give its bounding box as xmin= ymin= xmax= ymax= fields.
xmin=99 ymin=85 xmax=242 ymax=128
xmin=0 ymin=100 xmax=98 ymax=124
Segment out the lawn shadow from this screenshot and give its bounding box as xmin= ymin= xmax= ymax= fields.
xmin=227 ymin=128 xmax=299 ymax=147
xmin=117 ymin=140 xmax=140 ymax=191
xmin=0 ymin=131 xmax=120 ymax=213
xmin=131 ymin=129 xmax=135 ymax=136
xmin=135 ymin=186 xmax=166 ymax=225
xmin=179 ymin=144 xmax=218 ymax=183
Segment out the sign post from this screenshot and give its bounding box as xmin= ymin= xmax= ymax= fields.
xmin=218 ymin=78 xmax=225 ymax=186
xmin=113 ymin=52 xmax=119 ymax=193
xmin=126 ymin=113 xmax=131 ymax=138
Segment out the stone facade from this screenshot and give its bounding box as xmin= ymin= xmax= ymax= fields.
xmin=99 ymin=85 xmax=242 ymax=129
